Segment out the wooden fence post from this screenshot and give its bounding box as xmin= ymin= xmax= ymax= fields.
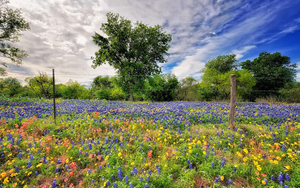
xmin=228 ymin=74 xmax=236 ymax=129
xmin=52 ymin=69 xmax=56 ymax=125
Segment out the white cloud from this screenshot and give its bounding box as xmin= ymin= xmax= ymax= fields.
xmin=232 ymin=46 xmax=256 ymax=60
xmin=1 ymin=0 xmax=299 ymax=84
xmin=171 ymin=0 xmax=297 ymax=78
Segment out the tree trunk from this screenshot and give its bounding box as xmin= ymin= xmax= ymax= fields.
xmin=129 ymin=87 xmax=133 ymax=101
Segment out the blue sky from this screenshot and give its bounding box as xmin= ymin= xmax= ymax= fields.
xmin=1 ymin=0 xmax=300 ymax=84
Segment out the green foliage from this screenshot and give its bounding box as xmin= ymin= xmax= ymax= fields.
xmin=202 ymin=54 xmax=238 ymax=74
xmin=91 ymin=12 xmax=172 ymax=101
xmin=279 ymin=81 xmax=300 ymax=103
xmin=62 ymin=79 xmax=90 ymax=99
xmin=0 ymin=0 xmax=30 ymax=75
xmin=95 ymin=89 xmax=110 ymax=100
xmin=92 ymin=75 xmax=112 ymax=90
xmin=144 ymin=74 xmax=179 ymax=101
xmin=240 ymin=52 xmax=297 ymax=101
xmin=0 ymin=77 xmax=21 ymax=97
xmin=25 ymin=72 xmax=53 ymax=99
xmin=199 ymin=68 xmax=255 ymax=101
xmin=175 ymin=77 xmax=201 ymax=101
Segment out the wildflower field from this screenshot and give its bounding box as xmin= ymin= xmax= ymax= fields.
xmin=0 ymin=100 xmax=300 ymax=188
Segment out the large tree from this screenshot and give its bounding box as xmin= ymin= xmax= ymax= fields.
xmin=0 ymin=0 xmax=30 ymax=75
xmin=91 ymin=12 xmax=172 ymax=101
xmin=240 ymin=52 xmax=296 ymax=100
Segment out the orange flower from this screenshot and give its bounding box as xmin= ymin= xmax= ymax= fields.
xmin=147 ymin=150 xmax=152 ymax=158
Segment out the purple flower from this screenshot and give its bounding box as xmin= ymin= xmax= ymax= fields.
xmin=278 ymin=172 xmax=284 ymax=182
xmin=145 ymin=184 xmax=149 ymax=188
xmin=113 ymin=182 xmax=117 ymax=188
xmin=271 ymin=175 xmax=275 ymax=181
xmin=125 ymin=175 xmax=129 ymax=184
xmin=221 ymin=160 xmax=225 ymax=167
xmin=118 ymin=169 xmax=123 ymax=180
xmin=129 ymin=183 xmax=133 ymax=188
xmin=52 ymin=179 xmax=56 ymax=188
xmin=285 ymin=174 xmax=291 ymax=181
xmin=212 ymin=162 xmax=214 ymax=169
xmin=106 ymin=181 xmax=111 ymax=186
xmin=228 ymin=179 xmax=232 ymax=185
xmin=233 ymin=166 xmax=236 ymax=172
xmin=189 ymin=163 xmax=192 ymax=169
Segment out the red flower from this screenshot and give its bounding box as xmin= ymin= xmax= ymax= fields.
xmin=147 ymin=150 xmax=152 ymax=158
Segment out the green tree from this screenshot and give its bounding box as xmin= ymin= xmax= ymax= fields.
xmin=144 ymin=74 xmax=179 ymax=101
xmin=91 ymin=12 xmax=172 ymax=101
xmin=25 ymin=72 xmax=53 ymax=99
xmin=200 ymin=68 xmax=255 ymax=101
xmin=92 ymin=75 xmax=112 ymax=90
xmin=202 ymin=54 xmax=238 ymax=74
xmin=0 ymin=0 xmax=30 ymax=75
xmin=0 ymin=77 xmax=22 ymax=96
xmin=240 ymin=52 xmax=296 ymax=100
xmin=279 ymin=81 xmax=300 ymax=103
xmin=176 ymin=77 xmax=200 ymax=101
xmin=62 ymin=79 xmax=91 ymax=99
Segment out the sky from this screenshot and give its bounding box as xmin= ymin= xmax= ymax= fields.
xmin=1 ymin=0 xmax=300 ymax=85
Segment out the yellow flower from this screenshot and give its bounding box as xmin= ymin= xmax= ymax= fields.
xmin=3 ymin=177 xmax=9 ymax=184
xmin=243 ymin=148 xmax=248 ymax=154
xmin=257 ymin=165 xmax=262 ymax=171
xmin=262 ymin=180 xmax=266 ymax=185
xmin=220 ymin=176 xmax=224 ymax=181
xmin=1 ymin=172 xmax=6 ymax=177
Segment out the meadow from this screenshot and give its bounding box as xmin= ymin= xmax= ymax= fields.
xmin=0 ymin=100 xmax=299 ymax=188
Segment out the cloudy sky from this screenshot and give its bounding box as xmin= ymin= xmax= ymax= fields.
xmin=2 ymin=0 xmax=300 ymax=85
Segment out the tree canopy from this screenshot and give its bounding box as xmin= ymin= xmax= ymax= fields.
xmin=240 ymin=52 xmax=296 ymax=100
xmin=91 ymin=12 xmax=172 ymax=101
xmin=202 ymin=54 xmax=238 ymax=74
xmin=0 ymin=0 xmax=30 ymax=75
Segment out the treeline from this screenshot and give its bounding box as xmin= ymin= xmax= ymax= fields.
xmin=1 ymin=52 xmax=299 ymax=102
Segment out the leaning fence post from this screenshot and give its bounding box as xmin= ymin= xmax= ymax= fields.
xmin=228 ymin=74 xmax=236 ymax=129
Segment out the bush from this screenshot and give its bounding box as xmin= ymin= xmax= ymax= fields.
xmin=96 ymin=89 xmax=110 ymax=100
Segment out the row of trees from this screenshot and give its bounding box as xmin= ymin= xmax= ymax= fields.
xmin=1 ymin=52 xmax=299 ymax=103
xmin=199 ymin=52 xmax=298 ymax=102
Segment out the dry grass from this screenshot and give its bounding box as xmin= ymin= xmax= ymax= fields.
xmin=193 ymin=176 xmax=211 ymax=188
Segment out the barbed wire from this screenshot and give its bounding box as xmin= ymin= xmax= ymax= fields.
xmin=1 ymin=72 xmax=298 ymax=79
